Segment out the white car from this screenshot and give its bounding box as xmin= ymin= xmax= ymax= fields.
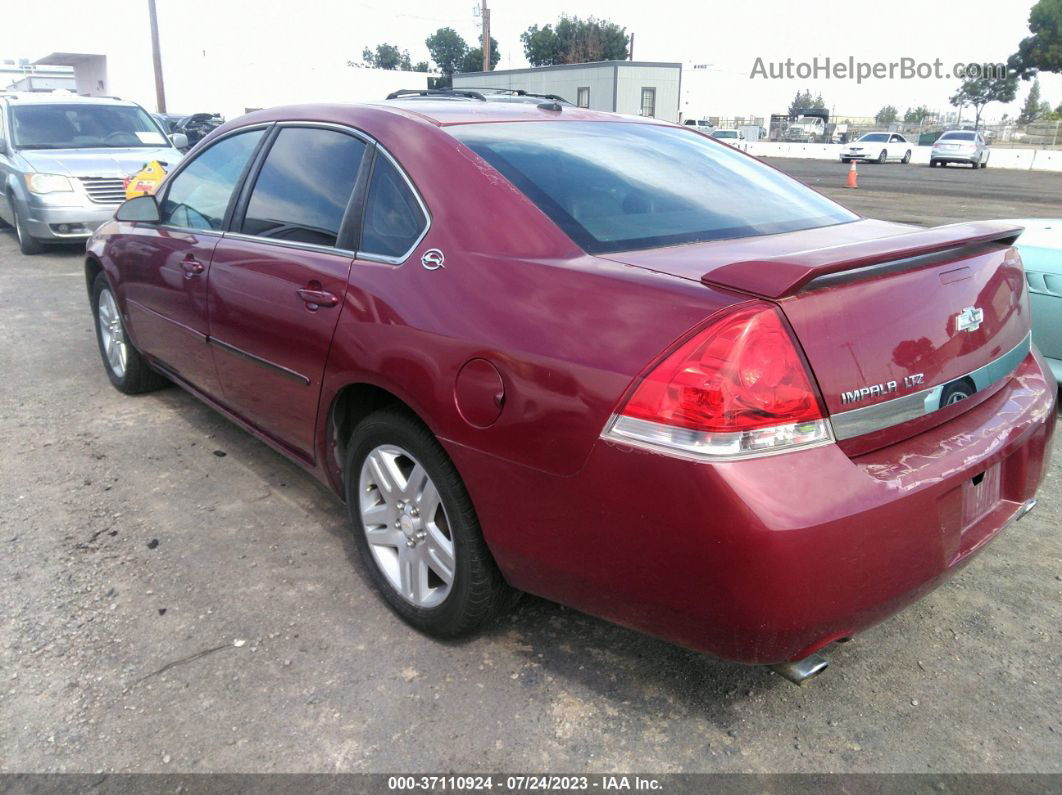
xmin=683 ymin=119 xmax=714 ymax=132
xmin=711 ymin=128 xmax=748 ymax=151
xmin=840 ymin=132 xmax=913 ymax=164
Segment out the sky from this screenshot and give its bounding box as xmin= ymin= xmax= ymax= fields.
xmin=3 ymin=0 xmax=1060 ymax=121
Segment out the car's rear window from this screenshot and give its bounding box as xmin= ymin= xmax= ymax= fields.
xmin=940 ymin=132 xmax=976 ymax=141
xmin=448 ymin=121 xmax=855 ymax=254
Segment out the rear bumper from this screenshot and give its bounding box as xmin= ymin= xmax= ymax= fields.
xmin=450 ymin=350 xmax=1056 ymax=664
xmin=932 ymin=152 xmax=979 ymax=164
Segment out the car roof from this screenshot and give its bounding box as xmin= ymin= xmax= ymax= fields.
xmin=0 ymin=91 xmax=139 ymax=108
xmin=368 ymin=99 xmax=659 ymax=126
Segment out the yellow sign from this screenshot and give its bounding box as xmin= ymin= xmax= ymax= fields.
xmin=124 ymin=160 xmax=168 ymax=200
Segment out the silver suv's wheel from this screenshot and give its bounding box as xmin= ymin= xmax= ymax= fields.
xmin=359 ymin=444 xmax=455 ymax=609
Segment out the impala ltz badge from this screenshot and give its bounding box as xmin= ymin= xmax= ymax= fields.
xmin=955 ymin=306 xmax=984 ymax=333
xmin=841 ymin=372 xmax=925 ymax=406
xmin=421 ymin=248 xmax=445 ymax=271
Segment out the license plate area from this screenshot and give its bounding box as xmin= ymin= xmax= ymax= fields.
xmin=962 ymin=463 xmax=1001 ymax=529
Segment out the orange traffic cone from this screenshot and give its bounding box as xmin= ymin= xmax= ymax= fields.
xmin=846 ymin=160 xmax=858 ymax=189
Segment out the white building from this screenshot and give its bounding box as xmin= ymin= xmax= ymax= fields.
xmin=454 ymin=61 xmax=682 ymax=123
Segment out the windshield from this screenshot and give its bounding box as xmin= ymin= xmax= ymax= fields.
xmin=859 ymin=133 xmax=889 ymax=142
xmin=940 ymin=132 xmax=976 ymax=141
xmin=712 ymin=131 xmax=737 ymax=139
xmin=11 ymin=104 xmax=169 ymax=150
xmin=449 ymin=121 xmax=856 ymax=254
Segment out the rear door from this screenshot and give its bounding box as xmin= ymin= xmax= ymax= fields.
xmin=116 ymin=126 xmax=267 ymax=395
xmin=207 ymin=124 xmax=368 ymax=461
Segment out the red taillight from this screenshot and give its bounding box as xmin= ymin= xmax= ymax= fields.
xmin=607 ymin=304 xmax=831 ymax=458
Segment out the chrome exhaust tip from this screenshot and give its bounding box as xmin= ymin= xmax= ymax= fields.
xmin=769 ymin=653 xmax=829 ymax=685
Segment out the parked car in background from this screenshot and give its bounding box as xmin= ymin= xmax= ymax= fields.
xmin=153 ymin=112 xmax=225 ymax=151
xmin=710 ymin=128 xmax=747 ymax=151
xmin=841 ymin=132 xmax=913 ymax=164
xmin=931 ymin=130 xmax=990 ymax=168
xmin=0 ymin=92 xmax=184 ymax=254
xmin=86 ymin=101 xmax=1055 ymax=682
xmin=1007 ymin=218 xmax=1062 ymax=384
xmin=683 ymin=119 xmax=715 ymax=131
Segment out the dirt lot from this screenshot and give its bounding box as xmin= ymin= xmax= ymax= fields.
xmin=1 ymin=166 xmax=1061 ymax=775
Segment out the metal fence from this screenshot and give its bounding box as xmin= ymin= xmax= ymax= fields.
xmin=758 ymin=114 xmax=1062 ymax=149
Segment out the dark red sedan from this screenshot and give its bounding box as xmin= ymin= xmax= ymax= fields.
xmin=85 ymin=99 xmax=1057 ymax=683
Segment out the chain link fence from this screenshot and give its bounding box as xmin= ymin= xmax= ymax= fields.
xmin=757 ymin=114 xmax=1062 ymax=148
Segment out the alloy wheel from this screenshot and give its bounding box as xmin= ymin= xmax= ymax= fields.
xmin=97 ymin=288 xmax=128 ymax=379
xmin=358 ymin=444 xmax=455 ymax=608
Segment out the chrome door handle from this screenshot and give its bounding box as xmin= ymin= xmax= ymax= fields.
xmin=296 ymin=287 xmax=339 ymax=309
xmin=180 ymin=257 xmax=205 ymax=277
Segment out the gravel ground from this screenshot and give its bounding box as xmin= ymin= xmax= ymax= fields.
xmin=1 ymin=174 xmax=1060 ymax=775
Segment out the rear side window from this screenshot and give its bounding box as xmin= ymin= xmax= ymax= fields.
xmin=360 ymin=155 xmax=427 ymax=260
xmin=160 ymin=128 xmax=264 ymax=230
xmin=242 ymin=127 xmax=366 ymax=248
xmin=449 ymin=121 xmax=856 ymax=254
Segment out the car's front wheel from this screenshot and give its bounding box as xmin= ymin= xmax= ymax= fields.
xmin=345 ymin=408 xmax=517 ymax=638
xmin=877 ymin=150 xmax=888 ymax=164
xmin=91 ymin=272 xmax=168 ymax=394
xmin=11 ymin=197 xmax=44 ymax=255
xmin=902 ymin=150 xmax=912 ymax=164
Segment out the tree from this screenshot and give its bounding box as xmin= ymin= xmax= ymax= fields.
xmin=950 ymin=73 xmax=1019 ymax=129
xmin=1011 ymin=0 xmax=1062 ymax=77
xmin=903 ymin=105 xmax=930 ymax=124
xmin=425 ymin=27 xmax=469 ymax=77
xmin=459 ymin=37 xmax=501 ymax=73
xmin=1018 ymin=78 xmax=1043 ymax=124
xmin=787 ymin=89 xmax=826 ymax=117
xmin=360 ymin=43 xmax=412 ymax=71
xmin=520 ymin=15 xmax=628 ymax=66
xmin=875 ymin=105 xmax=898 ymax=125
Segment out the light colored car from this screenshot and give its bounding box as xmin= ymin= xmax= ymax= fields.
xmin=0 ymin=92 xmax=185 ymax=254
xmin=930 ymin=130 xmax=989 ymax=169
xmin=1008 ymin=218 xmax=1062 ymax=383
xmin=710 ymin=128 xmax=747 ymax=151
xmin=683 ymin=119 xmax=715 ymax=132
xmin=840 ymin=132 xmax=913 ymax=164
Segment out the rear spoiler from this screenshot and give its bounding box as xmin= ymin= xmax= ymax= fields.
xmin=702 ymin=221 xmax=1024 ymax=298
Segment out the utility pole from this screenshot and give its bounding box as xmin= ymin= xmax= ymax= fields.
xmin=481 ymin=0 xmax=491 ymax=73
xmin=629 ymin=33 xmax=634 ymax=61
xmin=147 ymin=0 xmax=166 ymax=112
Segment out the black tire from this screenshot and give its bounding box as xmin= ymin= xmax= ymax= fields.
xmin=90 ymin=272 xmax=168 ymax=394
xmin=344 ymin=407 xmax=517 ymax=638
xmin=929 ymin=159 xmax=938 ymax=167
xmin=980 ymin=157 xmax=988 ymax=169
xmin=840 ymin=158 xmax=850 ymax=164
xmin=878 ymin=149 xmax=887 ymax=164
xmin=902 ymin=150 xmax=912 ymax=164
xmin=11 ymin=197 xmax=44 ymax=255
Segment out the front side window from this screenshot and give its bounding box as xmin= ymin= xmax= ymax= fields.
xmin=577 ymin=87 xmax=590 ymax=108
xmin=241 ymin=127 xmax=366 ymax=248
xmin=449 ymin=121 xmax=856 ymax=255
xmin=11 ymin=103 xmax=168 ymax=149
xmin=360 ymin=155 xmax=427 ymax=260
xmin=640 ymin=88 xmax=656 ymax=118
xmin=160 ymin=129 xmax=264 ymax=230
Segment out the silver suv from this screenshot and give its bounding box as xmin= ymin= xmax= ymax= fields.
xmin=0 ymin=92 xmax=185 ymax=254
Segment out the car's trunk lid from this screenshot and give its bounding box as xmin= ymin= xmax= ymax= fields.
xmin=603 ymin=219 xmax=1030 ymax=452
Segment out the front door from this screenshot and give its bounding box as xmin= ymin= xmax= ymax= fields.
xmin=207 ymin=125 xmax=367 ymax=460
xmin=118 ymin=127 xmax=266 ymax=395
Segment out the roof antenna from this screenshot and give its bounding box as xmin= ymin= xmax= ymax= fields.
xmin=537 ymin=101 xmax=563 ymax=112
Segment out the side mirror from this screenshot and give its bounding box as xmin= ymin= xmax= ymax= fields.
xmin=169 ymin=132 xmax=189 ymax=150
xmin=116 ymin=195 xmax=161 ymax=223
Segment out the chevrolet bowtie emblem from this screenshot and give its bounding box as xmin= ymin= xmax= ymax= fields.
xmin=955 ymin=306 xmax=984 ymax=333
